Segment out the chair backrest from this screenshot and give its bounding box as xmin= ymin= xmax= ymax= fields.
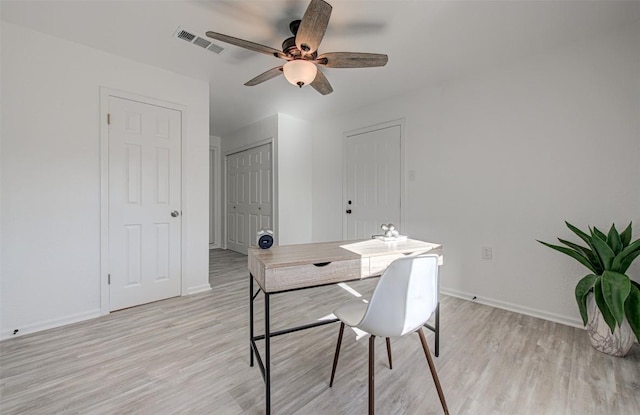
xmin=357 ymin=255 xmax=439 ymax=337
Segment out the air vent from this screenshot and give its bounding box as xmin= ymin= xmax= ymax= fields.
xmin=174 ymin=27 xmax=224 ymax=55
xmin=177 ymin=30 xmax=196 ymax=42
xmin=207 ymin=43 xmax=224 ymax=54
xmin=193 ymin=37 xmax=211 ymax=49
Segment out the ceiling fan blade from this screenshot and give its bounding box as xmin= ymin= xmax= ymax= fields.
xmin=244 ymin=66 xmax=284 ymax=86
xmin=310 ymin=68 xmax=333 ymax=95
xmin=316 ymin=52 xmax=388 ymax=68
xmin=206 ymin=31 xmax=289 ymax=60
xmin=296 ymin=0 xmax=332 ymax=56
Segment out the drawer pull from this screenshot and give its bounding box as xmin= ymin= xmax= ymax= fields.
xmin=313 ymin=262 xmax=332 ymax=267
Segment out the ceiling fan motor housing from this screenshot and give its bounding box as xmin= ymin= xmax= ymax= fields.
xmin=282 ymin=37 xmax=300 ymax=58
xmin=282 ymin=36 xmax=317 ymax=60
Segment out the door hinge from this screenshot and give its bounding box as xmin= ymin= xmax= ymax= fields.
xmin=108 ymin=274 xmax=111 ymax=285
xmin=107 ymin=113 xmax=111 ymax=125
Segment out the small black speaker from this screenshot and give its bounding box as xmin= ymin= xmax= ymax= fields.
xmin=256 ymin=229 xmax=274 ymax=249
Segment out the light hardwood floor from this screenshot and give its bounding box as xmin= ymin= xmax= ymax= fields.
xmin=1 ymin=249 xmax=638 ymax=414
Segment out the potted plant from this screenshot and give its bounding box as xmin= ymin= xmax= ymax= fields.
xmin=539 ymin=222 xmax=640 ymax=356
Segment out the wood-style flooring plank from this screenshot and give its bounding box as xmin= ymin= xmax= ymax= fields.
xmin=1 ymin=248 xmax=638 ymax=414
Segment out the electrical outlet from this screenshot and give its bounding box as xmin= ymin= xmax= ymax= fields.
xmin=482 ymin=246 xmax=492 ymax=260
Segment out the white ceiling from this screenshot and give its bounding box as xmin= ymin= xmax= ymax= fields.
xmin=3 ymin=1 xmax=639 ymax=136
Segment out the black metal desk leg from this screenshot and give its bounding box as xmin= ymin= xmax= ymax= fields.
xmin=249 ymin=274 xmax=254 ymax=367
xmin=435 ymin=302 xmax=440 ymax=357
xmin=265 ymin=292 xmax=271 ymax=415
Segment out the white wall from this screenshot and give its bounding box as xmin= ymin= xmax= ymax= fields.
xmin=209 ymin=136 xmax=221 ymax=147
xmin=311 ymin=21 xmax=640 ymax=326
xmin=277 ymin=114 xmax=312 ymax=245
xmin=220 ymin=113 xmax=312 ymax=246
xmin=0 ymin=22 xmax=211 ymax=338
xmin=221 ymin=115 xmax=278 ymax=156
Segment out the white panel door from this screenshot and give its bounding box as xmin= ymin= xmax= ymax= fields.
xmin=108 ymin=96 xmax=182 ymax=311
xmin=345 ymin=125 xmax=401 ymax=240
xmin=247 ymin=144 xmax=273 ymax=249
xmin=226 ymin=143 xmax=272 ymax=254
xmin=226 ymin=150 xmax=248 ymax=254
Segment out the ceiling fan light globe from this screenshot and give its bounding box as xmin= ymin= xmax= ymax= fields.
xmin=283 ymin=60 xmax=317 ymax=88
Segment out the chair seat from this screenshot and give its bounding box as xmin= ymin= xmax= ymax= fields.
xmin=334 ymin=300 xmax=368 ymax=327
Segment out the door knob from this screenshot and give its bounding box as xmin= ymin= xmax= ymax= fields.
xmin=171 ymin=210 xmax=180 ymax=217
xmin=346 ymin=209 xmax=352 ymax=214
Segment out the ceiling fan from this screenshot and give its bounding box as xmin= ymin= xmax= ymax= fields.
xmin=206 ymin=0 xmax=388 ymax=95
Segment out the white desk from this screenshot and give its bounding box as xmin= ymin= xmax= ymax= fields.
xmin=247 ymin=239 xmax=443 ymax=414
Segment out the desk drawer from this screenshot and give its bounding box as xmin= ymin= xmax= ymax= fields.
xmin=268 ymin=259 xmax=362 ymax=292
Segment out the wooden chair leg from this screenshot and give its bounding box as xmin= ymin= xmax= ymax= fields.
xmin=369 ymin=335 xmax=375 ymax=415
xmin=417 ymin=328 xmax=449 ymax=415
xmin=329 ymin=322 xmax=345 ymax=387
xmin=385 ymin=337 xmax=392 ymax=369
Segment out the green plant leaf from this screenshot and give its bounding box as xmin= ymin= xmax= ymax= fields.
xmin=557 ymin=238 xmax=601 ymax=273
xmin=594 ymin=278 xmax=617 ymax=333
xmin=575 ymin=274 xmax=597 ymax=326
xmin=591 ymin=231 xmax=615 ymax=270
xmin=612 ymin=238 xmax=640 ymax=273
xmin=620 ymin=222 xmax=632 ymax=248
xmin=566 ymin=222 xmax=604 ymax=270
xmin=606 ymin=224 xmax=623 ymax=255
xmin=620 ymin=250 xmax=640 ymax=274
xmin=601 ymin=271 xmax=631 ymax=327
xmin=537 ymin=240 xmax=598 ymax=274
xmin=592 ymin=227 xmax=608 ymax=242
xmin=566 ymin=222 xmax=593 ymax=246
xmin=624 ymin=284 xmax=640 ymax=343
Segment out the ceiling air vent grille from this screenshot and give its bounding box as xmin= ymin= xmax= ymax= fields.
xmin=208 ymin=43 xmax=224 ymax=54
xmin=177 ymin=30 xmax=196 ymax=42
xmin=193 ymin=37 xmax=211 ymax=49
xmin=174 ymin=27 xmax=224 ymax=55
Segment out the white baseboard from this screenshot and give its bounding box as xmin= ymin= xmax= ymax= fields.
xmin=1 ymin=308 xmax=103 ymax=341
xmin=2 ymin=284 xmax=214 ymax=341
xmin=441 ymin=287 xmax=584 ymax=329
xmin=185 ymin=283 xmax=212 ymax=295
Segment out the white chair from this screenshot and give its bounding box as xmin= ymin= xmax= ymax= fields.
xmin=329 ymin=255 xmax=449 ymax=415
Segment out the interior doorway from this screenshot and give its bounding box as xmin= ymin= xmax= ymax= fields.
xmin=344 ymin=122 xmax=403 ymax=240
xmin=105 ymin=94 xmax=183 ymax=311
xmin=226 ymin=142 xmax=273 ymax=254
xmin=210 ymin=146 xmax=218 ymax=248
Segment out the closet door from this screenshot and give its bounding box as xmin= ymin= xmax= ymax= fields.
xmin=247 ymin=144 xmax=273 ymax=247
xmin=226 ymin=143 xmax=272 ymax=254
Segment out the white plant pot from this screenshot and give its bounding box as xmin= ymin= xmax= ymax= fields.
xmin=586 ymin=294 xmax=635 ymax=357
